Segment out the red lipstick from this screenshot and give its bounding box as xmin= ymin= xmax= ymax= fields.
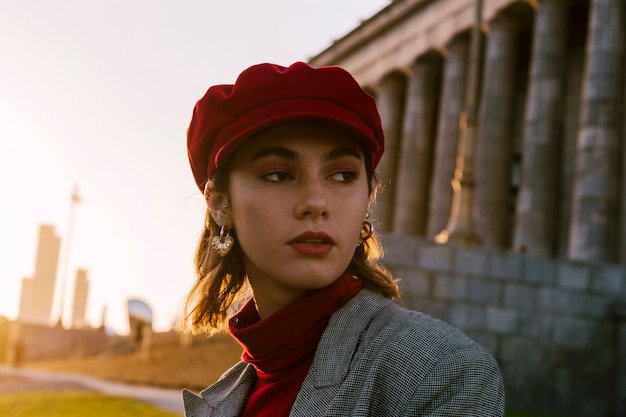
xmin=289 ymin=231 xmax=335 ymax=256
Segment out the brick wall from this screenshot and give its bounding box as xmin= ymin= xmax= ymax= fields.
xmin=382 ymin=233 xmax=626 ymax=417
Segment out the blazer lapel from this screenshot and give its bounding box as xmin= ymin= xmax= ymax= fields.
xmin=290 ymin=290 xmax=391 ymax=416
xmin=183 ymin=362 xmax=256 ymax=417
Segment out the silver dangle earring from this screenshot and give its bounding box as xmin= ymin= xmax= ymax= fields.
xmin=358 ymin=220 xmax=374 ymax=246
xmin=212 ymin=226 xmax=234 ymax=256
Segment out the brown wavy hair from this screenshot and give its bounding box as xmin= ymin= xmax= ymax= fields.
xmin=177 ymin=155 xmax=399 ymax=335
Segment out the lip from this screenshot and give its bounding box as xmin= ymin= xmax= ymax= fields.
xmin=288 ymin=231 xmax=335 ymax=256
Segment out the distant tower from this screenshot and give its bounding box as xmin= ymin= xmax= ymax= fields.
xmin=70 ymin=268 xmax=89 ymax=328
xmin=18 ymin=224 xmax=61 ymax=325
xmin=100 ymin=304 xmax=107 ymax=330
xmin=56 ymin=186 xmax=81 ymax=327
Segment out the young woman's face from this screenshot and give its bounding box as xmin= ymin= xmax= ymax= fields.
xmin=224 ymin=122 xmax=370 ymax=317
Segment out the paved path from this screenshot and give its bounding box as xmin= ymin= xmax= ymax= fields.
xmin=0 ymin=365 xmax=184 ymax=415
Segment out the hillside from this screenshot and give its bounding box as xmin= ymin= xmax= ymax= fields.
xmin=23 ymin=332 xmax=242 ymax=392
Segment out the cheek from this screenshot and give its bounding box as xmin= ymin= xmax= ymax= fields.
xmin=349 ymin=187 xmax=370 ymax=216
xmin=228 ymin=181 xmax=280 ymax=230
xmin=341 ymin=193 xmax=370 ymax=235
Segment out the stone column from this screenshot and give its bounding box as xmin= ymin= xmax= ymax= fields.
xmin=610 ymin=302 xmax=626 ymax=417
xmin=513 ymin=0 xmax=569 ymax=256
xmin=474 ymin=16 xmax=526 ymax=248
xmin=427 ymin=35 xmax=470 ymax=238
xmin=558 ymin=8 xmax=587 ymax=258
xmin=621 ymin=51 xmax=626 ymax=263
xmin=373 ymin=71 xmax=407 ymax=231
xmin=393 ymin=53 xmax=442 ymax=235
xmin=568 ymin=0 xmax=625 ymax=262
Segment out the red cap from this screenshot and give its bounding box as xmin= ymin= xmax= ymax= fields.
xmin=187 ymin=62 xmax=385 ymax=192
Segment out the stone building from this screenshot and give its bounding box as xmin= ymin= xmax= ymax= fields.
xmin=310 ymin=0 xmax=625 ymax=415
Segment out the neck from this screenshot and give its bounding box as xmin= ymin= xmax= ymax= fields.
xmin=251 ymin=288 xmax=310 ymax=319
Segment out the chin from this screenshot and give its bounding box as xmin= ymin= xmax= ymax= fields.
xmin=291 ymin=273 xmax=343 ymax=289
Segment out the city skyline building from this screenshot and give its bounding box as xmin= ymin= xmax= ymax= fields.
xmin=71 ymin=268 xmax=89 ymax=328
xmin=18 ymin=224 xmax=61 ymax=325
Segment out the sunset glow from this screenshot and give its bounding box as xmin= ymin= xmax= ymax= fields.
xmin=0 ymin=0 xmax=389 ymax=334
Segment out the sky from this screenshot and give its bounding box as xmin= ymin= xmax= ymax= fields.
xmin=0 ymin=0 xmax=391 ymax=334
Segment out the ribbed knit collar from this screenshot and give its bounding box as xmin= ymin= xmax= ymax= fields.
xmin=228 ymin=274 xmax=363 ymax=379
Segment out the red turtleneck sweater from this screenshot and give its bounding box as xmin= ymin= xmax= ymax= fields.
xmin=228 ymin=274 xmax=363 ymax=417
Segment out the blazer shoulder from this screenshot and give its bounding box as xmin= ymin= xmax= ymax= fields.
xmin=360 ymin=294 xmax=498 ymax=375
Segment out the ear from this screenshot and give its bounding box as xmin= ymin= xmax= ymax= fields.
xmin=205 ymin=184 xmax=232 ymax=229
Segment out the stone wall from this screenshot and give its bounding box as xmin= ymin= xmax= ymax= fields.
xmin=382 ymin=233 xmax=626 ymax=417
xmin=310 ymin=1 xmax=626 ymax=413
xmin=0 ymin=321 xmax=110 ymax=364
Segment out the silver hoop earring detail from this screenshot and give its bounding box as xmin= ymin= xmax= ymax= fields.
xmin=358 ymin=220 xmax=374 ymax=246
xmin=212 ymin=226 xmax=234 ymax=256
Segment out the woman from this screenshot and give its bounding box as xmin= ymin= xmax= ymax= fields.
xmin=179 ymin=62 xmax=505 ymax=416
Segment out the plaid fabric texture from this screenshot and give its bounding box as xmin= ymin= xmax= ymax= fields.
xmin=183 ymin=289 xmax=505 ymax=416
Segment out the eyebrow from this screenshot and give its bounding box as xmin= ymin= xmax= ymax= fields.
xmin=251 ymin=146 xmax=298 ymax=162
xmin=323 ymin=147 xmax=363 ymax=162
xmin=250 ymin=145 xmax=363 ymax=163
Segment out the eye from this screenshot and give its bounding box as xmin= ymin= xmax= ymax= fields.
xmin=329 ymin=171 xmax=359 ymax=183
xmin=261 ymin=170 xmax=294 ymax=183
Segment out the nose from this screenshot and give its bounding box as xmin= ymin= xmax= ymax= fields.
xmin=294 ymin=177 xmax=329 ymax=220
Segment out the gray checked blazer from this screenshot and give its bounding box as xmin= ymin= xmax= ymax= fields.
xmin=182 ymin=289 xmax=505 ymax=416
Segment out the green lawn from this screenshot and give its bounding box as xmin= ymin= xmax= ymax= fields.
xmin=0 ymin=391 xmax=180 ymax=417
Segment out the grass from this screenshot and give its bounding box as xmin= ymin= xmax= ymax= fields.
xmin=0 ymin=391 xmax=180 ymax=417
